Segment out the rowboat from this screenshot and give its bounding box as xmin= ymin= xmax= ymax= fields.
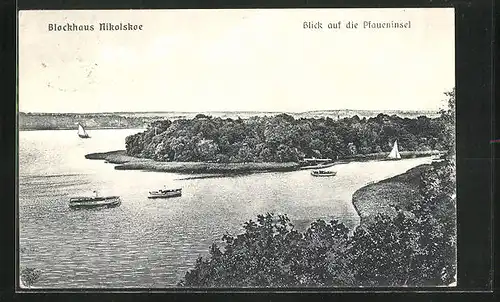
xmin=69 ymin=191 xmax=120 ymax=209
xmin=148 ymin=188 xmax=182 ymax=199
xmin=311 ymin=170 xmax=337 ymax=177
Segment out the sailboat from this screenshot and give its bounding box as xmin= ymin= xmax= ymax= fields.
xmin=77 ymin=123 xmax=90 ymax=139
xmin=387 ymin=140 xmax=402 ymax=160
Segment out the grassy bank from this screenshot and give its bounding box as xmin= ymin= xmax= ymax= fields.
xmin=85 ymin=150 xmax=300 ymax=173
xmin=352 ymin=164 xmax=433 ymax=225
xmin=85 ymin=150 xmax=140 ymax=163
xmin=86 ymin=149 xmax=442 ymax=175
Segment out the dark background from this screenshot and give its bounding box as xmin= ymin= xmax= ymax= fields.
xmin=1 ymin=0 xmax=496 ymax=301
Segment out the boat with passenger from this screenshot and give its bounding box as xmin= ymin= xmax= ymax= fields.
xmin=69 ymin=191 xmax=121 ymax=209
xmin=148 ymin=187 xmax=182 ymax=199
xmin=311 ymin=170 xmax=337 ymax=177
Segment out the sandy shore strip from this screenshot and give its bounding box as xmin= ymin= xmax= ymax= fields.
xmin=86 ymin=149 xmax=443 ymax=175
xmin=85 ymin=150 xmax=301 ymax=174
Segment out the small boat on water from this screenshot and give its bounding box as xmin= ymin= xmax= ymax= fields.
xmin=311 ymin=170 xmax=337 ymax=177
xmin=77 ymin=123 xmax=90 ymax=139
xmin=386 ymin=140 xmax=402 ymax=160
xmin=148 ymin=188 xmax=182 ymax=199
xmin=69 ymin=191 xmax=121 ymax=209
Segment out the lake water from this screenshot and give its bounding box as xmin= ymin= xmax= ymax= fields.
xmin=18 ymin=129 xmax=432 ymax=288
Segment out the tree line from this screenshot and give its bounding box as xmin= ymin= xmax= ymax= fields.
xmin=125 ymin=112 xmax=449 ymax=163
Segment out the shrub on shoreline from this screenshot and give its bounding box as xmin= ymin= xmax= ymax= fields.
xmin=20 ymin=267 xmax=41 ymax=288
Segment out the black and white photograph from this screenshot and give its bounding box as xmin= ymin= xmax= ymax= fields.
xmin=18 ymin=8 xmax=456 ymax=289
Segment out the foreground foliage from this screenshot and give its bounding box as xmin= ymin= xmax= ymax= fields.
xmin=180 ymin=159 xmax=456 ymax=287
xmin=20 ymin=267 xmax=41 ymax=288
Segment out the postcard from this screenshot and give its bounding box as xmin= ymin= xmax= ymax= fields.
xmin=18 ymin=8 xmax=456 ymax=289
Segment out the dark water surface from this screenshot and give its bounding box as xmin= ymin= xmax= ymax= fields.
xmin=18 ymin=129 xmax=432 ymax=288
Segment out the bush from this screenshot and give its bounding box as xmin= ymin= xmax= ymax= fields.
xmin=181 ymin=213 xmax=303 ymax=287
xmin=20 ymin=267 xmax=41 ymax=288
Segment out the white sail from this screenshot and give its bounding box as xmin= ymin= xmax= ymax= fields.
xmin=388 ymin=140 xmax=401 ymax=159
xmin=78 ymin=123 xmax=89 ymax=137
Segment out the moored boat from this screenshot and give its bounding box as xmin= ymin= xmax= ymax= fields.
xmin=148 ymin=188 xmax=182 ymax=199
xmin=69 ymin=191 xmax=120 ymax=209
xmin=300 ymin=162 xmax=336 ymax=170
xmin=311 ymin=170 xmax=337 ymax=177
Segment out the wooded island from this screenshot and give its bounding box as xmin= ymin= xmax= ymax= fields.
xmin=124 ymin=113 xmax=449 ymax=163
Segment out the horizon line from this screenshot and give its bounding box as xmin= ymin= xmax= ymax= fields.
xmin=19 ymin=109 xmax=441 ymax=115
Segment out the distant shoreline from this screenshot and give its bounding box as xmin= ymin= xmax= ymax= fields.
xmin=18 ymin=109 xmax=441 ymax=132
xmin=85 ymin=150 xmax=443 ymax=174
xmin=19 ymin=127 xmax=143 ymax=131
xmin=19 ymin=110 xmax=440 ymax=115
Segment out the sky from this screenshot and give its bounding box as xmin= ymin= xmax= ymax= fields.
xmin=18 ymin=8 xmax=455 ymax=113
